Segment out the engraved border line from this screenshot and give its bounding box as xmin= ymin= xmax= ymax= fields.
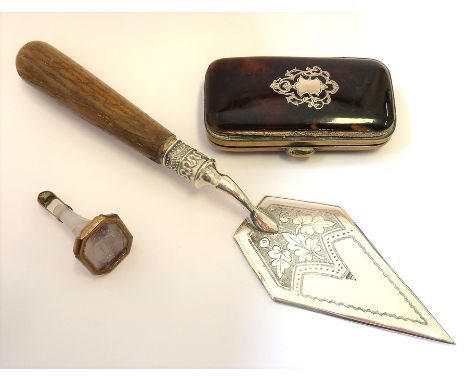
xmin=298 ymin=236 xmax=427 ymax=325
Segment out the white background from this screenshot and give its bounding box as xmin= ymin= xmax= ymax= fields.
xmin=1 ymin=11 xmax=467 ymax=374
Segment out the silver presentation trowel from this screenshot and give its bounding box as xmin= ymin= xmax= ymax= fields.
xmin=16 ymin=41 xmax=453 ymax=344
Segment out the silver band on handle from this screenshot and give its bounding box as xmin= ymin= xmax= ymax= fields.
xmin=162 ymin=139 xmax=211 ymax=186
xmin=161 ymin=138 xmax=278 ymax=233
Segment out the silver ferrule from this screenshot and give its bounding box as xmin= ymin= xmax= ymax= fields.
xmin=162 ymin=138 xmax=211 ymax=186
xmin=161 ymin=139 xmax=278 ymax=233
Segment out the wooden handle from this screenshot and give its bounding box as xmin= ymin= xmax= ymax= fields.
xmin=16 ymin=41 xmax=174 ymax=163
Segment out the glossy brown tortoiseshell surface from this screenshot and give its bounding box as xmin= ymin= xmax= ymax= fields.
xmin=204 ymin=57 xmax=396 ymax=149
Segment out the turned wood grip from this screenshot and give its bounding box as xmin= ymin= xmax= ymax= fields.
xmin=16 ymin=41 xmax=174 ymax=163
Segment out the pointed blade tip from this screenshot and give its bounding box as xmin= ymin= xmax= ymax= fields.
xmin=425 ymin=322 xmax=455 ymax=345
xmin=438 ymin=333 xmax=455 ymax=345
xmin=403 ymin=325 xmax=455 ymax=345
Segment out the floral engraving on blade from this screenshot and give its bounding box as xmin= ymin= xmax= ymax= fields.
xmin=293 ymin=215 xmax=335 ymax=235
xmin=253 ymin=206 xmax=350 ymax=288
xmin=283 ymin=233 xmax=322 ymax=262
xmin=267 ymin=244 xmax=291 ymax=278
xmin=163 ymin=140 xmax=209 ymax=183
xmin=270 ymin=66 xmax=339 ymax=109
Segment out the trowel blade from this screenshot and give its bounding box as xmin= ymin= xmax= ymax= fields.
xmin=234 ymin=196 xmax=453 ymax=344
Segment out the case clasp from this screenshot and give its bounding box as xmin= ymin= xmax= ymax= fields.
xmin=286 ymin=147 xmax=316 ymax=158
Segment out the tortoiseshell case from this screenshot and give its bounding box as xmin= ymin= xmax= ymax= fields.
xmin=204 ymin=57 xmax=396 ymax=157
